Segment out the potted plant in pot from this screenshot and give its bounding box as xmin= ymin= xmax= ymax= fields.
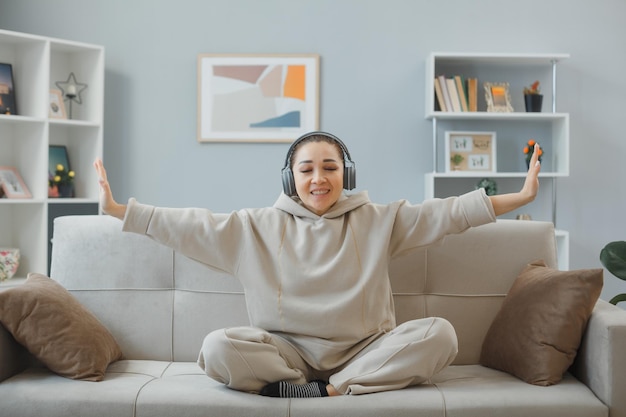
xmin=49 ymin=164 xmax=75 ymax=198
xmin=523 ymin=139 xmax=543 ymax=169
xmin=600 ymin=241 xmax=626 ymax=305
xmin=523 ymin=80 xmax=543 ymax=112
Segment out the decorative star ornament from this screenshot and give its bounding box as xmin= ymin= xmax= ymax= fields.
xmin=55 ymin=72 xmax=88 ymax=105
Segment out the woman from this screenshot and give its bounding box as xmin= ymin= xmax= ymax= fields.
xmin=94 ymin=131 xmax=540 ymax=398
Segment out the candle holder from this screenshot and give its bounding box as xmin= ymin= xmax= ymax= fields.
xmin=55 ymin=72 xmax=87 ymax=119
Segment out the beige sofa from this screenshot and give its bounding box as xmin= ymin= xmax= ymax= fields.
xmin=1 ymin=215 xmax=625 ymax=417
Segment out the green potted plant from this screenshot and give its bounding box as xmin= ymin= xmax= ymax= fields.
xmin=523 ymin=80 xmax=543 ymax=112
xmin=523 ymin=139 xmax=543 ymax=169
xmin=49 ymin=164 xmax=75 ymax=198
xmin=599 ymin=241 xmax=626 ymax=305
xmin=450 ymin=154 xmax=464 ymax=170
xmin=475 ymin=178 xmax=497 ymax=196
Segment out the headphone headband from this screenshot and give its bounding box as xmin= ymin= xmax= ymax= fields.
xmin=282 ymin=131 xmax=354 ymax=170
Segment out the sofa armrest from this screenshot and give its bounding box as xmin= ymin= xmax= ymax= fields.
xmin=0 ymin=324 xmax=28 ymax=382
xmin=572 ymin=300 xmax=626 ymax=417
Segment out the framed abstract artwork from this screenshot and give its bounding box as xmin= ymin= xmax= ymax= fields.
xmin=197 ymin=54 xmax=319 ymax=142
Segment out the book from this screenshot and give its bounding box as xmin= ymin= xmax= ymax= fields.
xmin=454 ymin=75 xmax=469 ymax=112
xmin=467 ymin=78 xmax=478 ymax=112
xmin=434 ymin=77 xmax=447 ymax=112
xmin=437 ymin=75 xmax=453 ymax=112
xmin=446 ymin=78 xmax=462 ymax=112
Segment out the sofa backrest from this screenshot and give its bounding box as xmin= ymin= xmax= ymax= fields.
xmin=388 ymin=219 xmax=557 ymax=364
xmin=50 ymin=215 xmax=557 ymax=365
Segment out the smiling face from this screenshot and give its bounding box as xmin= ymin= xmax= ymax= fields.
xmin=291 ymin=140 xmax=344 ymax=216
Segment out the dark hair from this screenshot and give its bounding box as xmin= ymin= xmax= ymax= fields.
xmin=289 ymin=134 xmax=345 ymax=169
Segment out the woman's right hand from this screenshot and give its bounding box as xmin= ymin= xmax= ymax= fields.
xmin=94 ymin=158 xmax=127 ymax=220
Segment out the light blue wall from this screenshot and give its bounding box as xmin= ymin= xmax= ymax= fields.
xmin=1 ymin=0 xmax=625 ymax=303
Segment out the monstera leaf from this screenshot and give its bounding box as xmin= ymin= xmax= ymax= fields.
xmin=600 ymin=241 xmax=626 ymax=305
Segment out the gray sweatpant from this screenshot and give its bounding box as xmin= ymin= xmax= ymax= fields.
xmin=197 ymin=317 xmax=457 ymax=395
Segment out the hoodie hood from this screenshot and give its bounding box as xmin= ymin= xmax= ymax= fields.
xmin=273 ymin=191 xmax=371 ymax=219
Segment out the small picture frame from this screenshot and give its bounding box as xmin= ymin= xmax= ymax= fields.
xmin=49 ymin=145 xmax=71 ymax=177
xmin=0 ymin=63 xmax=17 ymax=115
xmin=49 ymin=89 xmax=67 ymax=119
xmin=445 ymin=131 xmax=497 ymax=173
xmin=0 ymin=166 xmax=31 ymax=199
xmin=484 ymin=82 xmax=513 ymax=113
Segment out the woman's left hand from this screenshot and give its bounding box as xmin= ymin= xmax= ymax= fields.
xmin=488 ymin=143 xmax=541 ymax=216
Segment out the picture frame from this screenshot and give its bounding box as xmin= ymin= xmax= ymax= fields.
xmin=0 ymin=63 xmax=17 ymax=115
xmin=197 ymin=54 xmax=319 ymax=142
xmin=484 ymin=82 xmax=513 ymax=113
xmin=49 ymin=89 xmax=67 ymax=119
xmin=48 ymin=145 xmax=72 ymax=197
xmin=445 ymin=131 xmax=497 ymax=173
xmin=49 ymin=145 xmax=71 ymax=177
xmin=0 ymin=166 xmax=31 ymax=199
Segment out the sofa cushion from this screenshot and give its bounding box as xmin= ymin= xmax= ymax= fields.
xmin=479 ymin=260 xmax=602 ymax=386
xmin=0 ymin=362 xmax=608 ymax=417
xmin=0 ymin=272 xmax=122 ymax=381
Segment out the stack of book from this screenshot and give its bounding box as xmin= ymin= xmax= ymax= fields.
xmin=434 ymin=75 xmax=478 ymax=112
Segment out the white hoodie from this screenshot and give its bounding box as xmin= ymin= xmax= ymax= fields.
xmin=122 ymin=189 xmax=495 ymax=369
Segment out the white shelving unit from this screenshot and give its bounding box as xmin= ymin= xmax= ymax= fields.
xmin=425 ymin=53 xmax=570 ymax=269
xmin=0 ymin=29 xmax=103 ymax=280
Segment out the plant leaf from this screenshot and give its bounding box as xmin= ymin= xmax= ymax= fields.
xmin=600 ymin=241 xmax=626 ymax=281
xmin=609 ymin=293 xmax=626 ymax=305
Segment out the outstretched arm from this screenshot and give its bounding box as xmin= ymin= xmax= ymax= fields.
xmin=489 ymin=143 xmax=541 ymax=216
xmin=94 ymin=158 xmax=127 ymax=220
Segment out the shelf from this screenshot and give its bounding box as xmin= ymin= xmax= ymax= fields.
xmin=426 ymin=52 xmax=570 ymax=116
xmin=0 ymin=114 xmax=46 ymax=124
xmin=47 ymin=198 xmax=98 ymax=204
xmin=430 ymin=52 xmax=570 ymax=65
xmin=0 ymin=199 xmax=46 ymax=205
xmin=49 ymin=118 xmax=101 ymax=128
xmin=425 ymin=52 xmax=570 ymax=269
xmin=426 ymin=112 xmax=568 ymax=121
xmin=427 ymin=172 xmax=568 ymax=179
xmin=0 ymin=29 xmax=103 ymax=276
xmin=430 ymin=115 xmax=569 ymax=176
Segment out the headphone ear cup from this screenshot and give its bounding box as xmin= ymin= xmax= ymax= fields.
xmin=343 ymin=163 xmax=356 ymax=190
xmin=282 ymin=167 xmax=296 ymax=196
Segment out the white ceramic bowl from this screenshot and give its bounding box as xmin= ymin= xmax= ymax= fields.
xmin=0 ymin=248 xmax=20 ymax=281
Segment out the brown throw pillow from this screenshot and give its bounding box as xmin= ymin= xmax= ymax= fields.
xmin=479 ymin=260 xmax=602 ymax=386
xmin=0 ymin=272 xmax=122 ymax=381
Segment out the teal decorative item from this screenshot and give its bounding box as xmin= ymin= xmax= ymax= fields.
xmin=475 ymin=178 xmax=497 ymax=196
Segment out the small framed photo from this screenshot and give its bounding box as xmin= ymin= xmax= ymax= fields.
xmin=0 ymin=166 xmax=31 ymax=199
xmin=484 ymin=82 xmax=513 ymax=113
xmin=49 ymin=89 xmax=67 ymax=119
xmin=0 ymin=63 xmax=17 ymax=115
xmin=49 ymin=145 xmax=71 ymax=176
xmin=445 ymin=131 xmax=497 ymax=173
xmin=197 ymin=53 xmax=319 ymax=142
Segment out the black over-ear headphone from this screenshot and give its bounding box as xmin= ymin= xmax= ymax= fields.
xmin=281 ymin=131 xmax=356 ymax=196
